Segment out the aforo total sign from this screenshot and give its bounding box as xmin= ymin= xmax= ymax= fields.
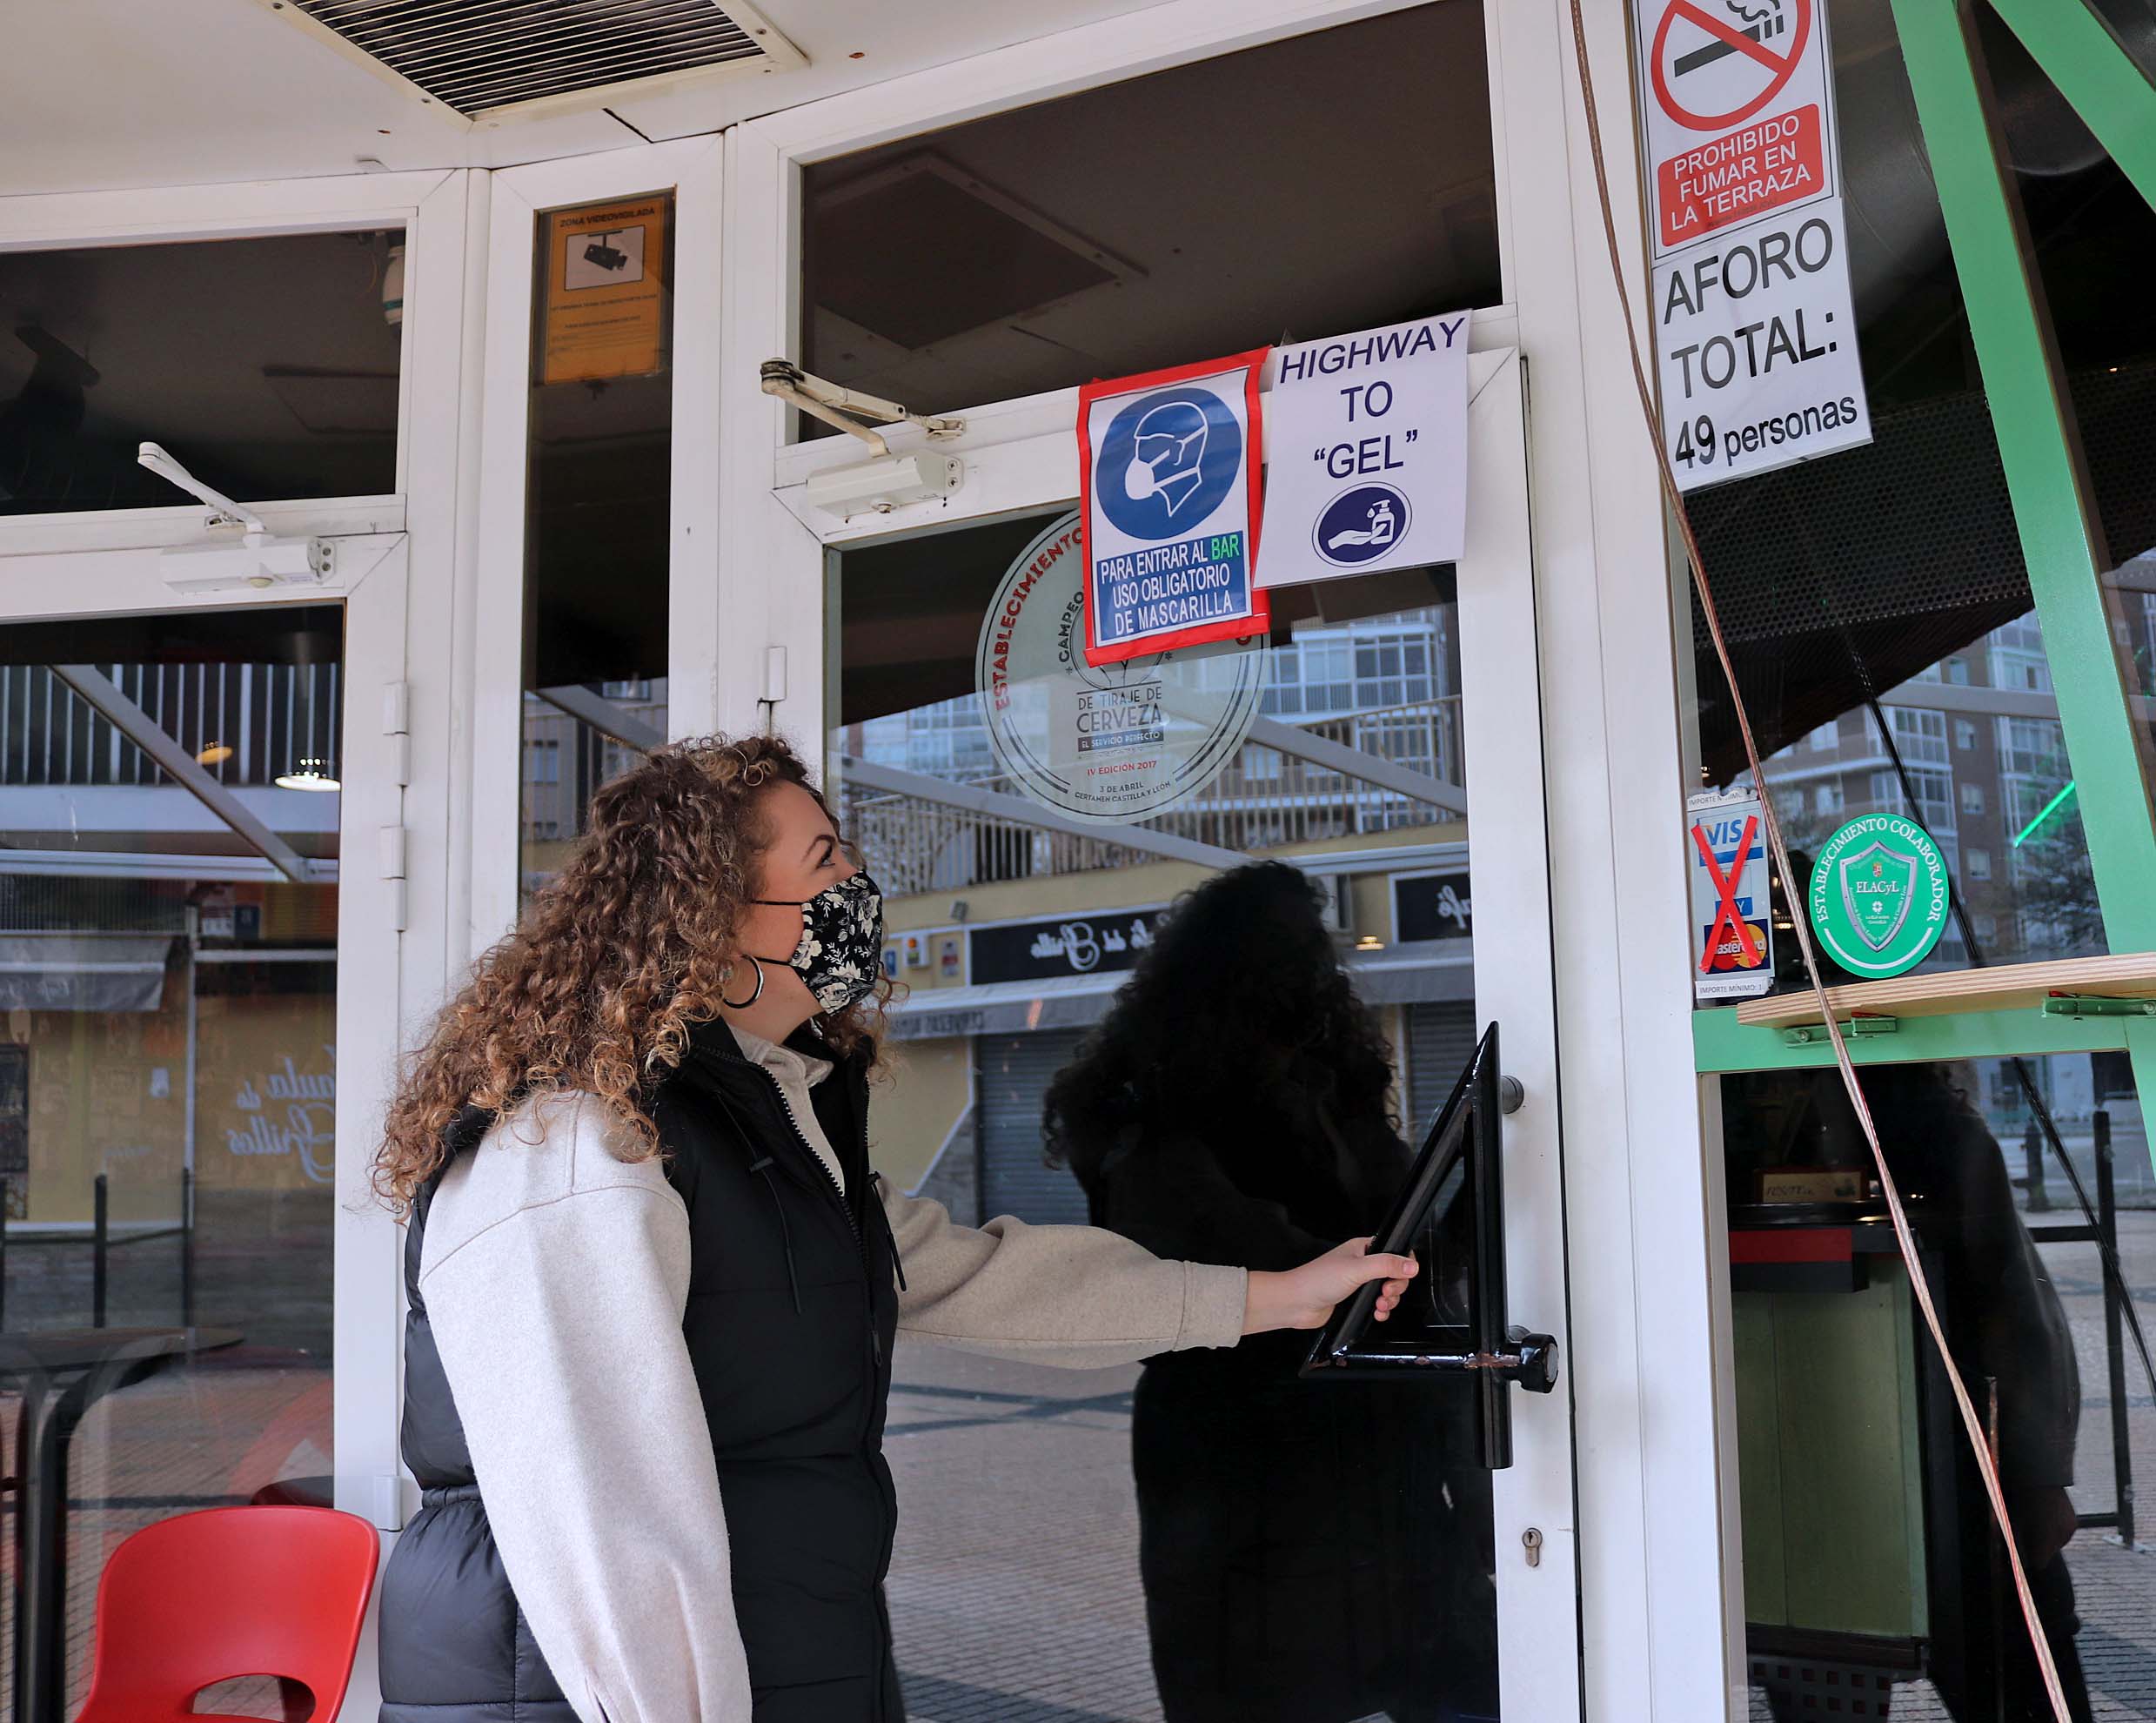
xmin=1632 ymin=0 xmax=1872 ymax=489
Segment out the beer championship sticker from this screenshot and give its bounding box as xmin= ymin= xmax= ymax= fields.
xmin=977 ymin=512 xmax=1268 ymax=824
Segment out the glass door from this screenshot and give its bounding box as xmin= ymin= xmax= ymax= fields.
xmin=793 ymin=349 xmax=1577 ymax=1721
xmin=0 ymin=541 xmax=409 ymax=1717
xmin=470 ymin=137 xmax=721 ymax=936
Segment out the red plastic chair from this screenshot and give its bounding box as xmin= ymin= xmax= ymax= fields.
xmin=76 ymin=1505 xmax=379 ymax=1722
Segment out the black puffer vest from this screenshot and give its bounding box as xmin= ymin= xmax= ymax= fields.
xmin=377 ymin=1022 xmax=905 ymax=1722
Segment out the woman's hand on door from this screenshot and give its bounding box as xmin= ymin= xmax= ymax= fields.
xmin=1242 ymin=1237 xmax=1418 ymax=1334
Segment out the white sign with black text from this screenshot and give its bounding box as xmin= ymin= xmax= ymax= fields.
xmin=1258 ymin=313 xmax=1470 ymax=587
xmin=1653 ymin=201 xmax=1870 ymax=486
xmin=1632 ymin=0 xmax=1871 ymax=489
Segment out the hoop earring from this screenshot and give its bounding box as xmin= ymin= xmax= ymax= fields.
xmin=720 ymin=959 xmax=766 ymax=1010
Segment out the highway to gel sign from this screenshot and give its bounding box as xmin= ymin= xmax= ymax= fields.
xmin=1633 ymin=0 xmax=1872 ymax=490
xmin=1257 ymin=313 xmax=1470 ymax=589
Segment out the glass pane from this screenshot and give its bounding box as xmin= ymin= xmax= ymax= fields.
xmin=0 ymin=231 xmax=404 ymax=513
xmin=1984 ymin=10 xmax=2156 ymax=839
xmin=1683 ymin=21 xmax=2110 ymax=998
xmin=799 ymin=4 xmax=1498 ymax=430
xmin=832 ymin=511 xmax=1496 ymax=1718
xmin=520 ymin=191 xmax=673 ymax=900
xmin=0 ymin=606 xmax=341 ymax=1715
xmin=1724 ymin=1055 xmax=2156 ymax=1721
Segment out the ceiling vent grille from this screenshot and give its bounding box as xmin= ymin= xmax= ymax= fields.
xmin=269 ymin=0 xmax=806 ymax=123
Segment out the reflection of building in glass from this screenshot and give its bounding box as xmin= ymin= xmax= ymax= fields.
xmin=519 ymin=678 xmax=668 ymax=865
xmin=1753 ymin=611 xmax=2098 ymax=968
xmin=0 ymin=647 xmax=341 ymax=1311
xmin=830 ymin=608 xmax=1463 ymax=895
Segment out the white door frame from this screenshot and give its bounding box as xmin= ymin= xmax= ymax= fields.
xmin=0 ymin=166 xmax=483 ymax=1719
xmin=1494 ymin=0 xmax=1745 ymax=1715
xmin=0 ymin=535 xmax=415 ymax=1715
xmin=711 ymin=0 xmax=1735 ymax=1713
xmin=749 ymin=345 xmax=1586 ymax=1719
xmin=470 ymin=138 xmax=724 ymax=942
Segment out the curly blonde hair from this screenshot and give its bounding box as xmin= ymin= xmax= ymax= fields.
xmin=372 ymin=734 xmax=883 ymax=1214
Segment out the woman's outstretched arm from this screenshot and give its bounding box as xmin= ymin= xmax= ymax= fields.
xmin=883 ymin=1179 xmax=1414 ymax=1365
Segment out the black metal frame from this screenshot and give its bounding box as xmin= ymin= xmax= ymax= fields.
xmin=2025 ymin=1107 xmax=2135 ymax=1548
xmin=1300 ymin=1021 xmax=1558 ymax=1469
xmin=88 ymin=1168 xmax=195 ymax=1330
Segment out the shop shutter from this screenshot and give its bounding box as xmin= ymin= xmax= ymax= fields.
xmin=1406 ymin=1002 xmax=1479 ymax=1131
xmin=976 ymin=1029 xmax=1093 ymax=1226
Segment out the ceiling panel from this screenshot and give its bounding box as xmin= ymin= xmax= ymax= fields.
xmin=0 ymin=0 xmax=1185 ymax=197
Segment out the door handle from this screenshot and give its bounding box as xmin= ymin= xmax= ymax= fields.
xmin=1302 ymin=1023 xmax=1559 ymax=1466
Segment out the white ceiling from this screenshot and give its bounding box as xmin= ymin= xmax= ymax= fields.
xmin=1 ymin=0 xmax=1172 ymax=199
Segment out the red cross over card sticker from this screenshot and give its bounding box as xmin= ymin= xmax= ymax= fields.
xmin=1640 ymin=0 xmax=1831 ymax=256
xmin=1689 ymin=787 xmax=1775 ymax=1002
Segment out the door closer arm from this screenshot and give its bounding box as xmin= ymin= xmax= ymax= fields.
xmin=759 ymin=360 xmax=963 ymax=458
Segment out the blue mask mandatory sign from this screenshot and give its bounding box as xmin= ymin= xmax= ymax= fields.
xmin=1080 ymin=350 xmax=1270 ymax=667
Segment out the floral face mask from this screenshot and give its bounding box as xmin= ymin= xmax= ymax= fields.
xmin=752 ymin=872 xmax=885 ymax=1015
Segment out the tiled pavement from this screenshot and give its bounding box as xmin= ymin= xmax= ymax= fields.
xmin=2 ymin=1214 xmax=2153 ymax=1720
xmin=882 ymin=1351 xmax=1167 ymax=1723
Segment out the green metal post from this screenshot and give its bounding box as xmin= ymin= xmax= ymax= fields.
xmin=1984 ymin=0 xmax=2156 ymax=211
xmin=1889 ymin=0 xmax=2156 ymax=954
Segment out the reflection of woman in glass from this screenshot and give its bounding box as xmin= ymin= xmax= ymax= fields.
xmin=1746 ymin=852 xmax=2092 ymax=1723
xmin=1774 ymin=1060 xmax=2092 ymax=1723
xmin=1047 ymin=862 xmax=1496 ymax=1723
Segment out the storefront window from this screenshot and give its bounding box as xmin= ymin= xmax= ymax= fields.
xmin=1684 ymin=21 xmax=2112 ymax=994
xmin=828 ymin=507 xmax=1498 ymax=1718
xmin=0 ymin=606 xmax=341 ymax=1713
xmin=0 ymin=231 xmax=405 ymax=513
xmin=1724 ymin=1053 xmax=2155 ymax=1719
xmin=797 ymin=3 xmax=1499 ymax=429
xmin=519 ymin=191 xmax=673 ymax=896
xmin=1980 ymin=15 xmax=2156 ymax=794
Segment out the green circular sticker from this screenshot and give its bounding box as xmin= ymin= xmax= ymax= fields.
xmin=1808 ymin=815 xmax=1952 ymax=979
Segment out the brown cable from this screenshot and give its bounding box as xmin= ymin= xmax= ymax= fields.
xmin=1560 ymin=2 xmax=2072 ymax=1714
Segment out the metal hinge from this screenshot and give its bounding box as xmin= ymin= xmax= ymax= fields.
xmin=382 ymin=680 xmax=411 ymax=787
xmin=759 ymin=646 xmax=788 ymax=734
xmin=2042 ymin=994 xmax=2156 ymax=1017
xmin=1781 ymin=1015 xmax=1898 ymax=1047
xmin=380 ymin=823 xmax=409 ymax=932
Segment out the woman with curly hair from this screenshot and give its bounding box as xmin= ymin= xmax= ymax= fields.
xmin=1045 ymin=862 xmax=1498 ymax=1723
xmin=371 ymin=736 xmax=1416 ymax=1723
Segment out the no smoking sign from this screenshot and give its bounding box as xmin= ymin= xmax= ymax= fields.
xmin=1631 ymin=0 xmax=1871 ymax=490
xmin=1640 ymin=0 xmax=1832 ymax=256
xmin=1650 ymin=0 xmax=1812 ymax=132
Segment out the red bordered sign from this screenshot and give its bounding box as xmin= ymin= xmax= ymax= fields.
xmin=1650 ymin=0 xmax=1813 ymax=132
xmin=1079 ymin=349 xmax=1270 ymax=667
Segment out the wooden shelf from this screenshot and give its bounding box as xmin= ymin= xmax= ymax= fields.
xmin=1731 ymin=951 xmax=2156 ymax=1029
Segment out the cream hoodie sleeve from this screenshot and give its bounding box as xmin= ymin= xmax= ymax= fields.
xmin=884 ymin=1182 xmax=1249 ymax=1364
xmin=420 ymin=1093 xmax=752 ymax=1723
xmin=733 ymin=1026 xmax=1250 ymax=1367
